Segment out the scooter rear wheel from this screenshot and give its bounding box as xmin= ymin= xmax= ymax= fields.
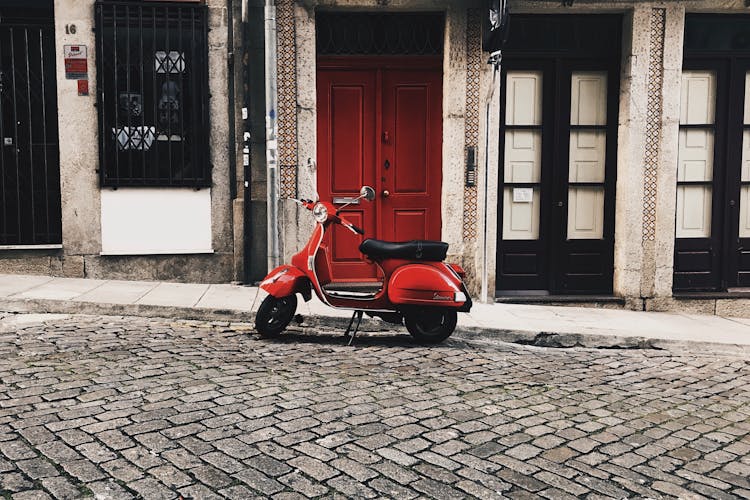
xmin=404 ymin=308 xmax=457 ymax=344
xmin=255 ymin=295 xmax=297 ymax=337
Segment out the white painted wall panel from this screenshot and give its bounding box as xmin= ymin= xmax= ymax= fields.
xmin=101 ymin=188 xmax=213 ymax=255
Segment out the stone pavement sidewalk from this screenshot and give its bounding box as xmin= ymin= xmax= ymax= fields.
xmin=0 ymin=273 xmax=749 ymax=353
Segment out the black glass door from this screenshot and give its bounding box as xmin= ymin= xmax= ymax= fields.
xmin=496 ymin=15 xmax=621 ymax=295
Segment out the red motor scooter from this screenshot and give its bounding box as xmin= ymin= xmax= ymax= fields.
xmin=255 ymin=185 xmax=472 ymax=344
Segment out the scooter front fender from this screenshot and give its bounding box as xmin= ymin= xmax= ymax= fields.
xmin=259 ymin=265 xmax=312 ymax=302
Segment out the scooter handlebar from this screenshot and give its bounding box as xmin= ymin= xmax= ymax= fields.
xmin=338 ymin=215 xmax=365 ymax=235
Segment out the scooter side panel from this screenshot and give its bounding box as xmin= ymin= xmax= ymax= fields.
xmin=259 ymin=265 xmax=312 ymax=301
xmin=387 ymin=263 xmax=466 ymax=307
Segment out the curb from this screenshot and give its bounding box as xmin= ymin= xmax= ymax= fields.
xmin=2 ymin=298 xmax=749 ymax=356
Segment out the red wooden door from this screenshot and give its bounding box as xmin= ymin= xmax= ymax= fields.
xmin=317 ymin=58 xmax=442 ymax=281
xmin=380 ymin=69 xmax=443 ymax=242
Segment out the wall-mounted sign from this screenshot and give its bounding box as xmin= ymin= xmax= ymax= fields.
xmin=513 ymin=187 xmax=533 ymax=203
xmin=64 ymin=45 xmax=87 ymax=80
xmin=77 ymin=79 xmax=89 ymax=96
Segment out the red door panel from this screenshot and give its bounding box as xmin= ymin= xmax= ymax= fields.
xmin=317 ymin=69 xmax=377 ymax=280
xmin=393 ymin=210 xmax=429 ymax=241
xmin=381 ymin=69 xmax=442 ymax=242
xmin=317 ymin=60 xmax=442 ymax=281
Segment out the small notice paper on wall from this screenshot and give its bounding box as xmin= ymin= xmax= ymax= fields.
xmin=513 ymin=187 xmax=533 ymax=203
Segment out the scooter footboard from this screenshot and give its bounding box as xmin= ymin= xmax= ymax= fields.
xmin=260 ymin=265 xmax=312 ymax=302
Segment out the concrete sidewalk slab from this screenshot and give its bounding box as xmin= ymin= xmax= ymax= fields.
xmin=135 ymin=282 xmax=210 ymax=307
xmin=14 ymin=277 xmax=106 ymax=300
xmin=73 ymin=280 xmax=158 ymax=304
xmin=0 ymin=274 xmax=54 ymax=297
xmin=195 ymin=284 xmax=259 ymax=310
xmin=0 ymin=273 xmax=748 ymax=354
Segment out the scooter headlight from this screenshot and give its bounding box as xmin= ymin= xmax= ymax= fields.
xmin=312 ymin=203 xmax=328 ymax=223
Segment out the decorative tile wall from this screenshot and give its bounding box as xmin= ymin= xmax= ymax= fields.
xmin=277 ymin=0 xmax=298 ymax=198
xmin=463 ymin=8 xmax=481 ymax=241
xmin=642 ymin=8 xmax=665 ymax=242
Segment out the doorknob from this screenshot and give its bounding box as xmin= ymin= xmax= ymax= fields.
xmin=382 ymin=190 xmax=390 ymax=198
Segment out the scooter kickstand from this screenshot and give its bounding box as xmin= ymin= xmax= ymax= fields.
xmin=345 ymin=310 xmax=364 ymax=346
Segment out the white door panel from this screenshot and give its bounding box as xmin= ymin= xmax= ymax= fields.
xmin=676 ymin=185 xmax=712 ymax=238
xmin=680 ymin=71 xmax=716 ymax=125
xmin=571 ymin=72 xmax=607 ymax=126
xmin=567 ymin=187 xmax=604 ymax=239
xmin=568 ymin=71 xmax=607 ymax=241
xmin=503 ymin=188 xmax=540 ymax=240
xmin=503 ymin=71 xmax=543 ymax=241
xmin=676 ymin=70 xmax=716 ymax=240
xmin=678 ymin=129 xmax=714 ymax=181
xmin=741 ymin=72 xmax=750 ymax=238
xmin=569 ymin=130 xmax=606 ymax=182
xmin=506 ymin=72 xmax=542 ymax=126
xmin=504 ymin=130 xmax=542 ymax=183
xmin=740 ymin=187 xmax=750 ymax=238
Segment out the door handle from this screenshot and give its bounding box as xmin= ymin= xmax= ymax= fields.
xmin=382 ymin=190 xmax=390 ymax=198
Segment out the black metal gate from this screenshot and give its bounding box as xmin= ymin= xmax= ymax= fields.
xmin=0 ymin=2 xmax=61 ymax=246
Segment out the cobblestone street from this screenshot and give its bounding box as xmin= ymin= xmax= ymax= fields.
xmin=0 ymin=313 xmax=749 ymax=499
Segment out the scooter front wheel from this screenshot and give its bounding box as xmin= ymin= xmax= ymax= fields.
xmin=404 ymin=308 xmax=457 ymax=344
xmin=255 ymin=294 xmax=297 ymax=337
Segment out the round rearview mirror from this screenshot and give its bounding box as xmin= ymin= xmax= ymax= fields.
xmin=361 ymin=186 xmax=376 ymax=201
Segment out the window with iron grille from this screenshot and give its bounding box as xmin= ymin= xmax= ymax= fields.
xmin=316 ymin=12 xmax=444 ymax=56
xmin=95 ymin=1 xmax=210 ymax=187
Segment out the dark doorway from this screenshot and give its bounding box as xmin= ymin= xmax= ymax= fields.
xmin=674 ymin=15 xmax=750 ymax=291
xmin=495 ymin=15 xmax=621 ymax=295
xmin=316 ymin=12 xmax=444 ymax=282
xmin=0 ymin=0 xmax=61 ymax=246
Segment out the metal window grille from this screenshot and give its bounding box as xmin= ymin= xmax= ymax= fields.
xmin=0 ymin=4 xmax=62 ymax=245
xmin=95 ymin=1 xmax=210 ymax=187
xmin=316 ymin=12 xmax=444 ymax=56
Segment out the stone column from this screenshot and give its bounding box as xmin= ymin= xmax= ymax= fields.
xmin=613 ymin=6 xmax=650 ymax=306
xmin=651 ymin=5 xmax=685 ymax=298
xmin=54 ymin=0 xmax=100 ymax=276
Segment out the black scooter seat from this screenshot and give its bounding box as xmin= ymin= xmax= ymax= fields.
xmin=359 ymin=239 xmax=449 ymax=262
